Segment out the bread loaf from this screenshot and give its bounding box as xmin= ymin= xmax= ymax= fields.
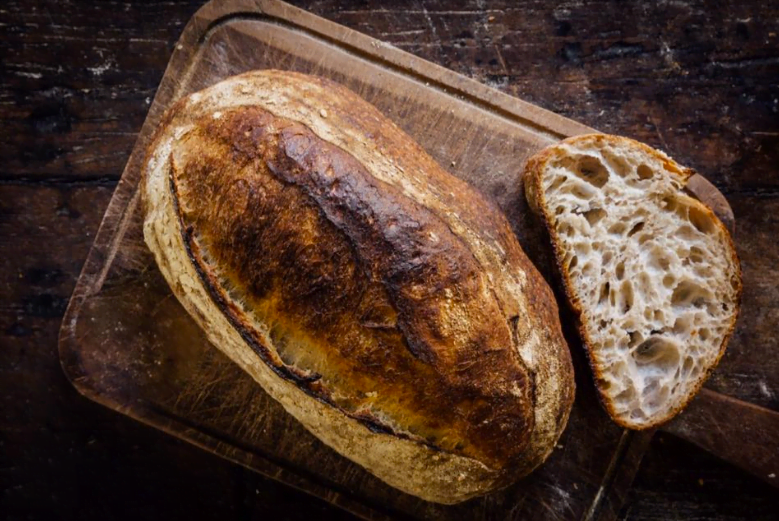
xmin=142 ymin=70 xmax=575 ymax=503
xmin=524 ymin=134 xmax=741 ymax=429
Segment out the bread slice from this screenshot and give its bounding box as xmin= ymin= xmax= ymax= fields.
xmin=524 ymin=134 xmax=741 ymax=429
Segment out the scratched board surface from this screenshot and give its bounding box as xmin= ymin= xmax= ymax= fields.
xmin=59 ymin=1 xmax=654 ymax=520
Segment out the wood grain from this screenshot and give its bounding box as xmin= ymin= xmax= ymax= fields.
xmin=664 ymin=389 xmax=779 ymax=487
xmin=58 ymin=1 xmax=642 ymax=519
xmin=3 ymin=1 xmax=779 ymax=520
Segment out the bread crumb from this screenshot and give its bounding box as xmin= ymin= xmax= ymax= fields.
xmin=769 ymin=473 xmax=776 ymax=479
xmin=212 ymin=111 xmax=222 ymax=119
xmin=319 ymin=108 xmax=328 ymax=118
xmin=529 ymin=134 xmax=740 ymax=429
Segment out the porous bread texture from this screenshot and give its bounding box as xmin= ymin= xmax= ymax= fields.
xmin=524 ymin=134 xmax=741 ymax=429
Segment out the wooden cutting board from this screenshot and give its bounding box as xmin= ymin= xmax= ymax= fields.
xmin=57 ymin=0 xmax=779 ymax=519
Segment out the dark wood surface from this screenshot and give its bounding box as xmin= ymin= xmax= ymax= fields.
xmin=2 ymin=1 xmax=778 ymax=520
xmin=56 ymin=2 xmax=656 ymax=519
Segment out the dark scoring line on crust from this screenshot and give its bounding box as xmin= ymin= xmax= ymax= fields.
xmin=264 ymin=121 xmax=519 ymax=367
xmin=230 ymin=100 xmax=537 ymax=411
xmin=166 ymin=159 xmax=445 ymax=448
xmin=172 ymin=80 xmax=541 ymax=420
xmin=161 ymin=96 xmax=550 ymax=467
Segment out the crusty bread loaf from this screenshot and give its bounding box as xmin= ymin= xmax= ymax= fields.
xmin=141 ymin=70 xmax=575 ymax=503
xmin=524 ymin=134 xmax=741 ymax=430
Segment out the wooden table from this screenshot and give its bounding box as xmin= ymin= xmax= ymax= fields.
xmin=2 ymin=1 xmax=778 ymax=519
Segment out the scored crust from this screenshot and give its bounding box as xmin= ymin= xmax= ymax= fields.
xmin=142 ymin=70 xmax=575 ymax=502
xmin=524 ymin=134 xmax=742 ymax=430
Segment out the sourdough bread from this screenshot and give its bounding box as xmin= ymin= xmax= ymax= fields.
xmin=142 ymin=70 xmax=575 ymax=502
xmin=524 ymin=134 xmax=741 ymax=429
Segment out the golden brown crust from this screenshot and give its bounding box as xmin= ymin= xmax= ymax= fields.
xmin=524 ymin=133 xmax=742 ymax=430
xmin=170 ymin=105 xmax=536 ymax=465
xmin=142 ymin=70 xmax=575 ymax=501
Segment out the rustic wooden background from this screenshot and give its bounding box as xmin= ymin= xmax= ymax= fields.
xmin=2 ymin=1 xmax=778 ymax=519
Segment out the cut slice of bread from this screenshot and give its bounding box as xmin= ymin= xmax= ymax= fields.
xmin=524 ymin=134 xmax=742 ymax=429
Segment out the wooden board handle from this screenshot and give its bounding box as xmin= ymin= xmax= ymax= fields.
xmin=661 ymin=388 xmax=779 ymax=488
xmin=686 ymin=173 xmax=735 ymax=235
